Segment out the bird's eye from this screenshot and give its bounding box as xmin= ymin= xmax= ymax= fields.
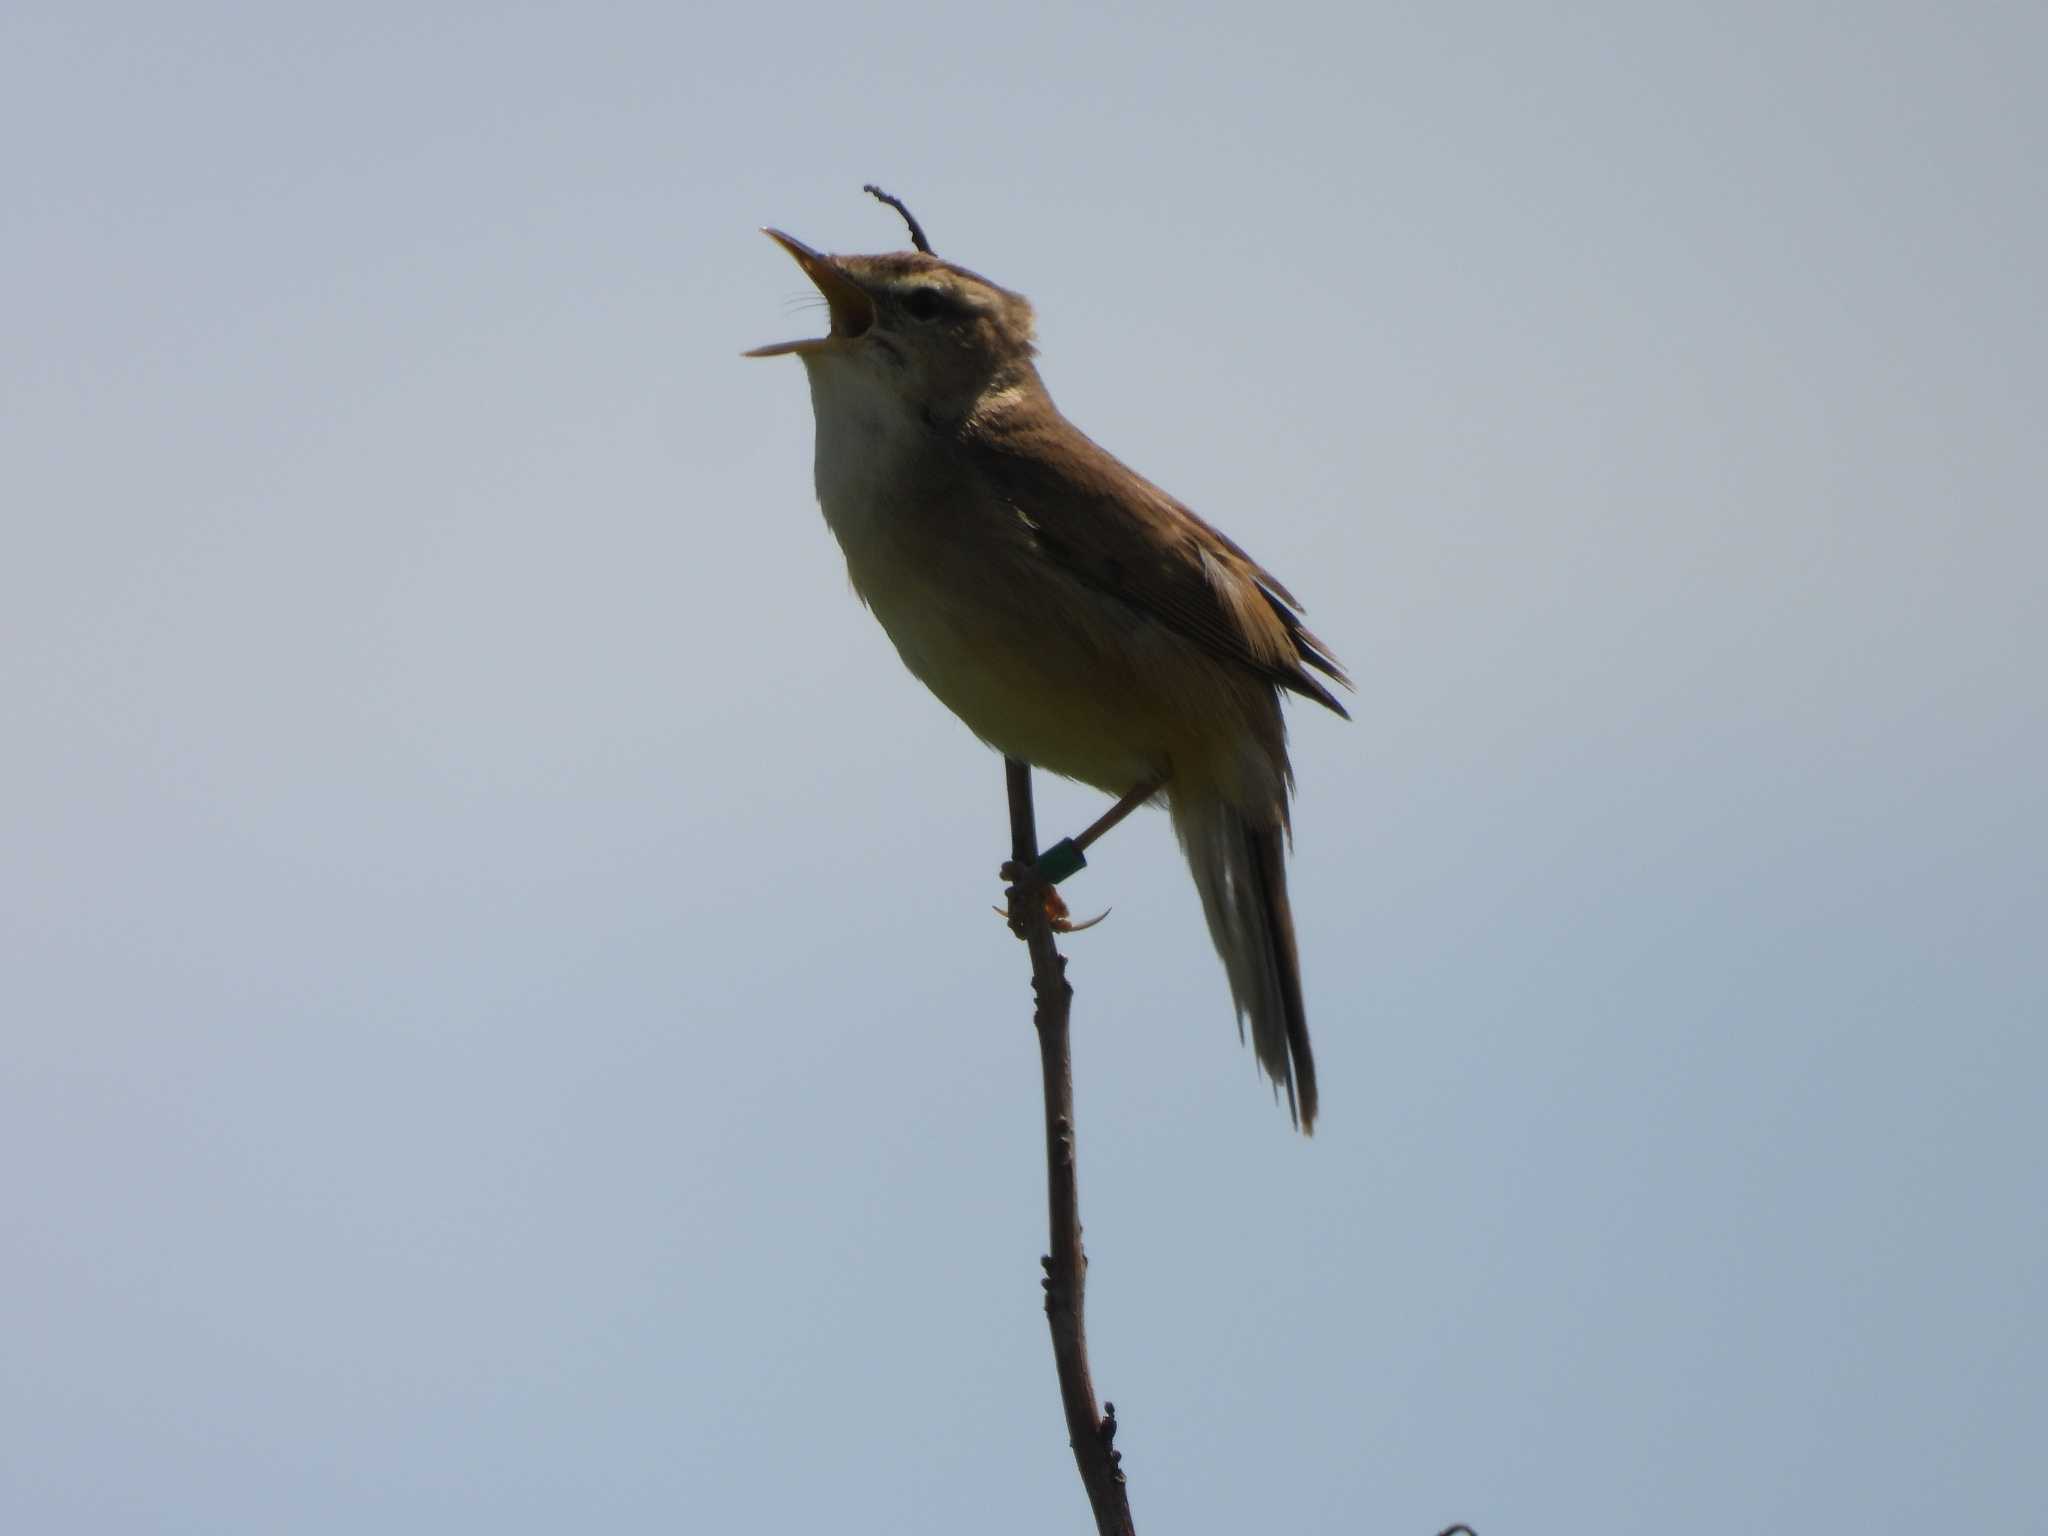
xmin=902 ymin=288 xmax=946 ymax=321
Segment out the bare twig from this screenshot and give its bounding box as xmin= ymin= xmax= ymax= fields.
xmin=1002 ymin=756 xmax=1138 ymax=1536
xmin=1000 ymin=760 xmax=1464 ymax=1536
xmin=862 ymin=183 xmax=934 ymax=254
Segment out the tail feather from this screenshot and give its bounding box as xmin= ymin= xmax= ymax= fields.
xmin=1171 ymin=794 xmax=1320 ymax=1131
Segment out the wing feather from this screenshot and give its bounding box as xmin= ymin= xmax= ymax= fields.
xmin=964 ymin=410 xmax=1353 ymax=717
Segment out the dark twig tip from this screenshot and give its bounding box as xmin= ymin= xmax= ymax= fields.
xmin=862 ymin=183 xmax=933 ymax=254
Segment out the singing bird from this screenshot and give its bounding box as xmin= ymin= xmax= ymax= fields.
xmin=747 ymin=197 xmax=1349 ymax=1129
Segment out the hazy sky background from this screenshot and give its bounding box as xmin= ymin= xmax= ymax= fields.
xmin=4 ymin=4 xmax=2042 ymax=1532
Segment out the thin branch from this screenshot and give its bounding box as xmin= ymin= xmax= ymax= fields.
xmin=1003 ymin=756 xmax=1138 ymax=1536
xmin=1001 ymin=763 xmax=1464 ymax=1536
xmin=862 ymin=183 xmax=934 ymax=254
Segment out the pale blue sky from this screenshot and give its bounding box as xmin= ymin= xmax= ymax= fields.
xmin=4 ymin=4 xmax=2042 ymax=1532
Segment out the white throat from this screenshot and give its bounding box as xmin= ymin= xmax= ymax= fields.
xmin=800 ymin=353 xmax=929 ymax=560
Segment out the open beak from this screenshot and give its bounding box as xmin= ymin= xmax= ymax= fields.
xmin=743 ymin=229 xmax=877 ymax=357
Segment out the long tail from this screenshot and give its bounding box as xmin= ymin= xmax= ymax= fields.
xmin=1170 ymin=792 xmax=1319 ymax=1132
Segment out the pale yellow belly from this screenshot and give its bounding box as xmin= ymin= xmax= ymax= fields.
xmin=847 ymin=544 xmax=1291 ymax=814
xmin=860 ymin=569 xmax=1165 ymax=793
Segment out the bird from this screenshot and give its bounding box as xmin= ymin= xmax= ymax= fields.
xmin=746 ymin=194 xmax=1349 ymax=1130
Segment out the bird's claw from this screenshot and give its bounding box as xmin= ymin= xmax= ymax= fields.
xmin=996 ymin=861 xmax=1109 ymax=935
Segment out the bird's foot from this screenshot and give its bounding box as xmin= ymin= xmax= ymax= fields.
xmin=997 ymin=861 xmax=1109 ymax=936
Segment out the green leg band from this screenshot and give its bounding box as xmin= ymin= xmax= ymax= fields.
xmin=1035 ymin=838 xmax=1087 ymax=885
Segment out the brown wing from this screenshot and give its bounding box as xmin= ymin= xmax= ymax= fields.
xmin=965 ymin=407 xmax=1353 ymax=717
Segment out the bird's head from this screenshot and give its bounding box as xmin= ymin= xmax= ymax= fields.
xmin=746 ymin=230 xmax=1039 ymax=425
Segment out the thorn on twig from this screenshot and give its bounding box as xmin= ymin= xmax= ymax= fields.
xmin=862 ymin=183 xmax=933 ymax=254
